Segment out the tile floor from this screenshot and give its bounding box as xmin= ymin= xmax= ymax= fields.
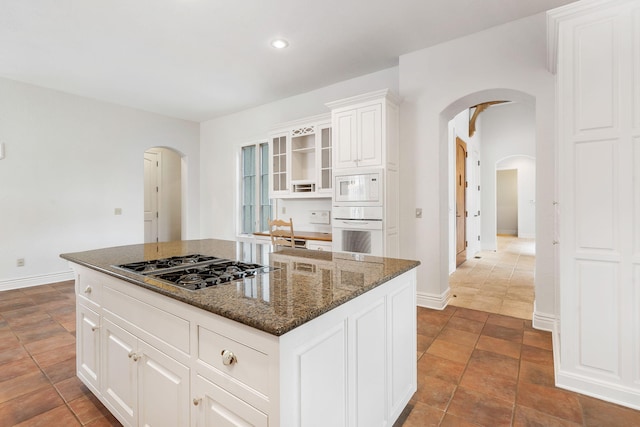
xmin=0 ymin=281 xmax=120 ymax=426
xmin=1 ymin=280 xmax=638 ymax=426
xmin=449 ymin=236 xmax=535 ymax=320
xmin=395 ymin=305 xmax=640 ymax=426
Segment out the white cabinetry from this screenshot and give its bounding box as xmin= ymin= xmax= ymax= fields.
xmin=77 ymin=303 xmax=100 ymax=394
xmin=278 ymin=266 xmax=417 ymax=426
xmin=193 ymin=373 xmax=268 ymax=427
xmin=76 ymin=269 xmax=102 ymax=395
xmin=550 ymin=0 xmax=640 ymax=410
xmin=327 ymin=89 xmax=399 ymax=170
xmin=102 ymin=318 xmax=190 ymax=427
xmin=71 ymin=262 xmax=417 ymax=426
xmin=270 ymin=133 xmax=289 ymax=197
xmin=269 ymin=113 xmax=332 ymax=198
xmin=306 ymin=240 xmax=333 ymax=251
xmin=327 ymin=89 xmax=400 ymax=258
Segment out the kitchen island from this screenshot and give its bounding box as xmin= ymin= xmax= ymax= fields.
xmin=61 ymin=239 xmax=419 ymax=427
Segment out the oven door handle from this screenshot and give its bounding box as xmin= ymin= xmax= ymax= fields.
xmin=333 ymin=219 xmax=383 ymax=230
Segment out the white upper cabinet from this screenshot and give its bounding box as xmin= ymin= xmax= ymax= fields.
xmin=269 ymin=114 xmax=332 ymax=199
xmin=327 ymin=89 xmax=399 ymax=171
xmin=270 ymin=133 xmax=289 ymax=197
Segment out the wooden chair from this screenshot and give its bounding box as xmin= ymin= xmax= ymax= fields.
xmin=268 ymin=218 xmax=295 ymax=248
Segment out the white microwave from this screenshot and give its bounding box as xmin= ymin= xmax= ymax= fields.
xmin=334 ymin=170 xmax=382 ymax=205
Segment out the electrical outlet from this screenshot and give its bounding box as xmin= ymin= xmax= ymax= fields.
xmin=415 ymin=208 xmax=423 ymax=218
xmin=281 ymin=206 xmax=286 ymax=215
xmin=114 ymin=208 xmax=122 ymax=215
xmin=16 ymin=258 xmax=25 ymax=267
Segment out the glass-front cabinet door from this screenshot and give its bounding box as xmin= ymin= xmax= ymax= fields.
xmin=270 ymin=133 xmax=289 ymax=197
xmin=318 ymin=122 xmax=332 ymax=194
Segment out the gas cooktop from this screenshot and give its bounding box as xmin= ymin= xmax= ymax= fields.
xmin=115 ymin=254 xmax=273 ymax=291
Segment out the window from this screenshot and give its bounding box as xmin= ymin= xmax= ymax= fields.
xmin=240 ymin=142 xmax=271 ymax=234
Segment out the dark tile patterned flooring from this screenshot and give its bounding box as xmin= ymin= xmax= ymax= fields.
xmin=1 ymin=281 xmax=638 ymax=426
xmin=0 ymin=281 xmax=120 ymax=426
xmin=395 ymin=306 xmax=640 ymax=426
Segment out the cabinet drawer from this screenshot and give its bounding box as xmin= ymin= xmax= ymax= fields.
xmin=76 ymin=269 xmax=102 ymax=307
xmin=198 ymin=326 xmax=269 ymax=396
xmin=103 ymin=285 xmax=190 ymax=354
xmin=306 ymin=241 xmax=332 ymax=251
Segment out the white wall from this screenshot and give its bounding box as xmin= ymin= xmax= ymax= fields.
xmin=276 ymin=198 xmax=332 ymax=234
xmin=0 ymin=78 xmax=200 ymax=289
xmin=200 ymin=67 xmax=399 ymax=240
xmin=496 ymin=169 xmax=518 ymax=235
xmin=480 ymin=102 xmax=536 ymax=249
xmin=398 ymin=12 xmax=556 ymax=322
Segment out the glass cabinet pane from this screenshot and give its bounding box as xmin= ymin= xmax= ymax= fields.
xmin=322 ymin=170 xmax=330 ymax=188
xmin=321 ymin=128 xmax=331 ymax=148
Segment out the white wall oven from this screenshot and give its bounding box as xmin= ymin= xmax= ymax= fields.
xmin=332 ymin=206 xmax=383 ymax=256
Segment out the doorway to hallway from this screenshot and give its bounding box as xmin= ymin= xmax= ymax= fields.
xmin=448 ymin=235 xmax=535 ymax=320
xmin=143 ymin=147 xmax=183 ymax=243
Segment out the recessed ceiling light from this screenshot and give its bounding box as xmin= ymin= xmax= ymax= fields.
xmin=271 ymin=39 xmax=289 ymax=49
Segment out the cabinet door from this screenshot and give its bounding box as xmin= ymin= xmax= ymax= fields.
xmin=77 ymin=303 xmax=100 ymax=394
xmin=356 ymin=103 xmax=383 ymax=167
xmin=317 ymin=123 xmax=333 ymax=193
xmin=387 ymin=277 xmax=417 ymax=421
xmin=270 ymin=133 xmax=289 ymax=197
xmin=333 ymin=109 xmax=358 ymax=169
xmin=102 ymin=319 xmax=137 ymax=427
xmin=193 ymin=373 xmax=268 ymax=427
xmin=351 ymin=299 xmax=387 ymax=427
xmin=138 ymin=340 xmax=190 ymax=427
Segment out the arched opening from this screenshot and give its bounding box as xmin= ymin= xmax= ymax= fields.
xmin=441 ymin=89 xmax=537 ymax=319
xmin=144 ymin=147 xmax=184 ymax=243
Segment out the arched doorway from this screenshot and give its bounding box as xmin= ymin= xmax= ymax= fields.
xmin=144 ymin=147 xmax=183 ymax=243
xmin=441 ymin=90 xmax=538 ymax=319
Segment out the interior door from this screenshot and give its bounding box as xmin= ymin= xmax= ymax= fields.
xmin=144 ymin=151 xmax=159 ymax=243
xmin=455 ymin=137 xmax=467 ymax=267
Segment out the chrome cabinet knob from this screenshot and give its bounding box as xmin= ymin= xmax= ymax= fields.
xmin=84 ymin=286 xmax=92 ymax=294
xmin=221 ymin=349 xmax=237 ymax=366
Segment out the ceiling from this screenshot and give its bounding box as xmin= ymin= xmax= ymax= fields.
xmin=0 ymin=0 xmax=576 ymax=122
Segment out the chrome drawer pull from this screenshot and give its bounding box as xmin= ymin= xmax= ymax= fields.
xmin=221 ymin=349 xmax=237 ymax=366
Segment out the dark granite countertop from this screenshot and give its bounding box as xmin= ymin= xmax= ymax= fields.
xmin=60 ymin=239 xmax=420 ymax=336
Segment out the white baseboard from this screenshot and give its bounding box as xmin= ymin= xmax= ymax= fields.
xmin=518 ymin=232 xmax=536 ymax=239
xmin=556 ymin=369 xmax=640 ymax=411
xmin=532 ymin=304 xmax=556 ymax=331
xmin=0 ymin=270 xmax=74 ymax=291
xmin=416 ymin=288 xmax=450 ymax=310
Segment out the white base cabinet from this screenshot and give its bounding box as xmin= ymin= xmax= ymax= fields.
xmin=278 ymin=270 xmax=416 ymax=426
xmin=193 ymin=373 xmax=269 ymax=427
xmin=102 ymin=318 xmax=190 ymax=427
xmin=76 ymin=302 xmax=100 ymax=394
xmin=72 ymin=263 xmax=417 ymax=427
